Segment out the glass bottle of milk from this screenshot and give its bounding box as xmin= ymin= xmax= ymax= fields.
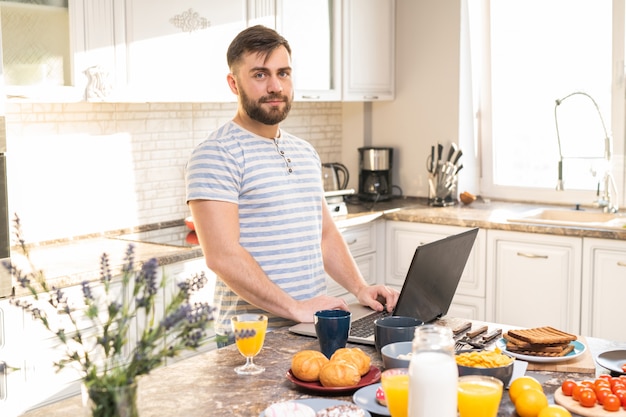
xmin=408 ymin=325 xmax=458 ymax=417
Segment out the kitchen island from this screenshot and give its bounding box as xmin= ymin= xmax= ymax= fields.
xmin=21 ymin=318 xmax=626 ymax=417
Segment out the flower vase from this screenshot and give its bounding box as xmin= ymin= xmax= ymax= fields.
xmin=82 ymin=381 xmax=139 ymax=417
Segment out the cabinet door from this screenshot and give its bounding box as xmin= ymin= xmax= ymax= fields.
xmin=342 ymin=0 xmax=395 ymax=101
xmin=276 ymin=0 xmax=341 ymax=101
xmin=0 ymin=299 xmax=27 ymax=417
xmin=385 ymin=222 xmax=485 ymax=298
xmin=122 ymin=0 xmax=247 ymax=102
xmin=487 ymin=230 xmax=582 ymax=334
xmin=582 ymin=238 xmax=626 ymax=342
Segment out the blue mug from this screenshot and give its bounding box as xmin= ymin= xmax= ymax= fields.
xmin=314 ymin=310 xmax=352 ymax=358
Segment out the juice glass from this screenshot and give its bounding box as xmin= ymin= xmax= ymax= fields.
xmin=381 ymin=368 xmax=409 ymax=417
xmin=457 ymin=375 xmax=503 ymax=417
xmin=232 ymin=314 xmax=268 ymax=375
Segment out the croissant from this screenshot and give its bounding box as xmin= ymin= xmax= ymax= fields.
xmin=290 ymin=350 xmax=329 ymax=382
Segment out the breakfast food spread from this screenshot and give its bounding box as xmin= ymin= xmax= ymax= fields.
xmin=291 ymin=350 xmax=330 ymax=382
xmin=263 ymin=401 xmax=317 ymax=417
xmin=315 ymin=404 xmax=366 ymax=417
xmin=290 ymin=348 xmax=372 ymax=387
xmin=504 ymin=326 xmax=577 ymax=357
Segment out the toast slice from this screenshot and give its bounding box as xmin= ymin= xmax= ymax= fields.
xmin=506 ymin=343 xmax=575 ymax=357
xmin=506 ymin=326 xmax=577 ymax=345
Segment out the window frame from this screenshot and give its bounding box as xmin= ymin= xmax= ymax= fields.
xmin=475 ymin=0 xmax=626 ymax=208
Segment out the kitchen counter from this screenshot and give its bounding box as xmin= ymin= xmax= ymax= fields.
xmin=21 ymin=317 xmax=626 ymax=417
xmin=6 ymin=196 xmax=625 ymax=298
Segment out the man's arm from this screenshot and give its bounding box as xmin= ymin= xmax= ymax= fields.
xmin=320 ymin=203 xmax=399 ymax=312
xmin=189 ymin=199 xmax=348 ymax=323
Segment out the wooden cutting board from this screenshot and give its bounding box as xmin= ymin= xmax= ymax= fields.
xmin=526 ymin=336 xmax=596 ymax=374
xmin=554 ymin=387 xmax=626 ymax=417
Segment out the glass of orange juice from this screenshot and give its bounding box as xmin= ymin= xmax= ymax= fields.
xmin=457 ymin=375 xmax=503 ymax=417
xmin=231 ymin=314 xmax=268 ymax=375
xmin=381 ymin=368 xmax=409 ymax=417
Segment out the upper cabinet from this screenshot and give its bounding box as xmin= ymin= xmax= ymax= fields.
xmin=3 ymin=0 xmax=395 ymax=102
xmin=342 ymin=0 xmax=395 ymax=101
xmin=71 ymin=0 xmax=249 ymax=102
xmin=276 ymin=0 xmax=342 ymax=101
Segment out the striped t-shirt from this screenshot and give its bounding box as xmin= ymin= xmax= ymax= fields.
xmin=185 ymin=121 xmax=327 ymax=334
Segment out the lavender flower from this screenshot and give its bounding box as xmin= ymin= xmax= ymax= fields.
xmin=3 ymin=214 xmax=215 ymax=393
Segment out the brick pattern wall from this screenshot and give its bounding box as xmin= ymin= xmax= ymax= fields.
xmin=5 ymin=101 xmax=342 ymax=243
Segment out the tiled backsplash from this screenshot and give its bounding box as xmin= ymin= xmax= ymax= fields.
xmin=5 ymin=101 xmax=343 ymax=244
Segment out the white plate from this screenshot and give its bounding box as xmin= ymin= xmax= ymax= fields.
xmin=260 ymin=398 xmax=372 ymax=417
xmin=352 ymin=383 xmax=390 ymax=416
xmin=496 ymin=338 xmax=586 ymax=363
xmin=596 ymin=349 xmax=626 ymax=374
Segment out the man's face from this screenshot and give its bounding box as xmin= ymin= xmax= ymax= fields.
xmin=232 ymin=46 xmax=294 ymax=126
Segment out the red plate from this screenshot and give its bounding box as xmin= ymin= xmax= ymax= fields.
xmin=286 ymin=366 xmax=381 ymax=394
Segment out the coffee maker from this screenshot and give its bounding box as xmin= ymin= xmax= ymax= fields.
xmin=358 ymin=147 xmax=393 ymax=201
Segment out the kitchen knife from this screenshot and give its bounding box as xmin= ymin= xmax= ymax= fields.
xmin=466 ymin=325 xmax=488 ymax=339
xmin=452 ymin=149 xmax=463 ymax=165
xmin=429 ymin=145 xmax=435 ymax=173
xmin=481 ymin=328 xmax=503 ymax=343
xmin=446 ymin=143 xmax=457 ymax=162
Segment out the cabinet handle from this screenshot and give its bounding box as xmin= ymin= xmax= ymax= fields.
xmin=618 ymin=261 xmax=626 ymax=267
xmin=363 ymin=95 xmax=380 ymax=100
xmin=301 ymin=95 xmax=321 ymax=100
xmin=346 ymin=238 xmax=358 ymax=246
xmin=516 ymin=252 xmax=548 ymax=259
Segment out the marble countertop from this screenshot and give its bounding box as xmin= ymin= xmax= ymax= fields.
xmin=22 ymin=318 xmax=626 ymax=417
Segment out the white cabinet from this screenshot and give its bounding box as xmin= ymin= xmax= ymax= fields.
xmin=0 ymin=299 xmax=27 ymax=417
xmin=342 ymin=0 xmax=395 ymax=101
xmin=71 ymin=0 xmax=251 ymax=102
xmin=581 ymin=238 xmax=626 ymax=342
xmin=385 ymin=221 xmax=486 ymax=320
xmin=276 ymin=0 xmax=342 ymax=101
xmin=327 ymin=220 xmax=382 ymax=301
xmin=486 ymin=230 xmax=582 ymax=334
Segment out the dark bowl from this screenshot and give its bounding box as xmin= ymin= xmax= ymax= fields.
xmin=456 ymin=354 xmax=515 ymax=386
xmin=380 ymin=341 xmax=412 ymax=369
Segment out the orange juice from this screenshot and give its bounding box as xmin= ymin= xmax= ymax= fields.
xmin=233 ymin=316 xmax=267 ymax=357
xmin=457 ymin=375 xmax=503 ymax=417
xmin=381 ymin=369 xmax=409 ymax=417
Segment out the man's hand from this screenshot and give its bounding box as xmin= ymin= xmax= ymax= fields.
xmin=356 ymin=285 xmax=400 ymax=313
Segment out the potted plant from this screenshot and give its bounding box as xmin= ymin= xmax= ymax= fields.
xmin=3 ymin=215 xmax=217 ymax=417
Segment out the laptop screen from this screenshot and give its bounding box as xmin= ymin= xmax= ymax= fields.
xmin=394 ymin=228 xmax=479 ymax=323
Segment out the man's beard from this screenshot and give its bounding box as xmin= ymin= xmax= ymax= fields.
xmin=240 ymin=88 xmax=292 ymax=125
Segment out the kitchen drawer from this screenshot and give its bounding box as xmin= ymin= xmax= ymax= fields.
xmin=340 ymin=223 xmax=376 ymax=258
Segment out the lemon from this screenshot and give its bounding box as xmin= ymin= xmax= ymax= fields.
xmin=515 ymin=388 xmax=549 ymax=417
xmin=509 ymin=376 xmax=544 ymax=403
xmin=537 ymin=405 xmax=572 ymax=417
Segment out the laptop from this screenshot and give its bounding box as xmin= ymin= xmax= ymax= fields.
xmin=289 ymin=227 xmax=479 ymax=345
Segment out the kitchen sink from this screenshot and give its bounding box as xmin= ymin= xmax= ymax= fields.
xmin=508 ymin=208 xmax=626 ymax=230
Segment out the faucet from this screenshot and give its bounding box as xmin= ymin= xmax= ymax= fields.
xmin=594 ymin=170 xmax=619 ymax=213
xmin=554 ymin=91 xmax=619 ymax=213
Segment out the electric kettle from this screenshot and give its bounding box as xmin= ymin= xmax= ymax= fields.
xmin=322 ymin=162 xmax=350 ymax=191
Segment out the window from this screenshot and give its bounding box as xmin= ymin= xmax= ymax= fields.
xmin=472 ymin=0 xmax=625 ymax=206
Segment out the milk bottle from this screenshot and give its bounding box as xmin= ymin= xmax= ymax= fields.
xmin=408 ymin=324 xmax=458 ymax=417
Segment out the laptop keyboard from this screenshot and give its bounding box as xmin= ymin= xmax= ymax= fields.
xmin=349 ymin=310 xmax=390 ymax=338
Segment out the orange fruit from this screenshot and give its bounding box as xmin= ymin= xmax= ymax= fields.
xmin=515 ymin=388 xmax=549 ymax=417
xmin=537 ymin=405 xmax=572 ymax=417
xmin=509 ymin=376 xmax=544 ymax=403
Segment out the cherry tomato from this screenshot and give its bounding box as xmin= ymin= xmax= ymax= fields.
xmin=612 ymin=383 xmax=626 ymax=394
xmin=572 ymin=384 xmax=585 ymax=401
xmin=594 ymin=378 xmax=611 ymax=390
xmin=561 ymin=379 xmax=577 ymax=396
xmin=595 ymin=387 xmax=612 ymax=405
xmin=580 ymin=380 xmax=595 ymax=390
xmin=614 ymin=390 xmax=626 ymax=407
xmin=603 ymin=394 xmax=621 ymax=412
xmin=622 ymin=363 xmax=626 ymax=372
xmin=599 ymin=374 xmax=612 ymax=381
xmin=579 ymin=388 xmax=597 ymax=408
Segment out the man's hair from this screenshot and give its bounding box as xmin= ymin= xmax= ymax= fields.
xmin=227 ymin=25 xmax=291 ymax=72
